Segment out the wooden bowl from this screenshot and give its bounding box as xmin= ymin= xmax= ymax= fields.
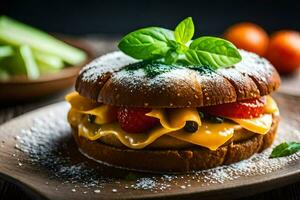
xmin=0 ymin=36 xmax=94 ymax=102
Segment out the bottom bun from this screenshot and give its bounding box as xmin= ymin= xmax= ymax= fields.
xmin=71 ymin=116 xmax=279 ymax=173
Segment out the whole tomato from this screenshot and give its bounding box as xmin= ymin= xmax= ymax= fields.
xmin=224 ymin=22 xmax=269 ymax=56
xmin=266 ymin=30 xmax=300 ymax=74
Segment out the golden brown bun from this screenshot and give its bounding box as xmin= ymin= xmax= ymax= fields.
xmin=72 ymin=116 xmax=279 ymax=173
xmin=76 ymin=50 xmax=280 ymax=108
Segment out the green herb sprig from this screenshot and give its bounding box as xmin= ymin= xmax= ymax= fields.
xmin=118 ymin=17 xmax=242 ymax=69
xmin=270 ymin=142 xmax=300 ymax=158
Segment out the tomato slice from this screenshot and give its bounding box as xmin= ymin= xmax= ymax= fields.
xmin=201 ymin=97 xmax=266 ymax=119
xmin=117 ymin=107 xmax=159 ymax=133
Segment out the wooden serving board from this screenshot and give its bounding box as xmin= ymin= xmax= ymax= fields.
xmin=0 ymin=93 xmax=299 ymax=200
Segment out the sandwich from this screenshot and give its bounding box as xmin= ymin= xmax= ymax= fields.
xmin=66 ymin=17 xmax=280 ymax=173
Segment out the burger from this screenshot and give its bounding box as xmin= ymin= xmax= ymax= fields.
xmin=66 ymin=18 xmax=280 ymax=173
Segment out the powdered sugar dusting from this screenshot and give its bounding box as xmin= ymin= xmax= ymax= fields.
xmin=80 ymin=51 xmax=136 ymax=82
xmin=111 ymin=66 xmax=194 ymax=92
xmin=14 ymin=103 xmax=300 ymax=193
xmin=17 ymin=111 xmax=109 ymax=189
xmin=80 ymin=50 xmax=273 ymax=87
xmin=234 ymin=50 xmax=275 ymax=83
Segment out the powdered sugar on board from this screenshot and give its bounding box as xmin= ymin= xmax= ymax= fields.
xmin=13 ymin=103 xmax=300 ymax=193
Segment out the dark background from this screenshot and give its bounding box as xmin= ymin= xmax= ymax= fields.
xmin=1 ymin=0 xmax=300 ymax=37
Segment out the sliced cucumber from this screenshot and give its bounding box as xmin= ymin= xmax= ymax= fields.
xmin=19 ymin=45 xmax=39 ymax=79
xmin=34 ymin=51 xmax=64 ymax=69
xmin=0 ymin=45 xmax=14 ymax=58
xmin=2 ymin=45 xmax=40 ymax=79
xmin=0 ymin=16 xmax=87 ymax=65
xmin=0 ymin=48 xmax=26 ymax=75
xmin=38 ymin=64 xmax=61 ymax=74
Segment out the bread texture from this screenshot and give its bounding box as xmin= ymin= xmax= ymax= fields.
xmin=71 ymin=116 xmax=279 ymax=173
xmin=75 ymin=50 xmax=280 ymax=108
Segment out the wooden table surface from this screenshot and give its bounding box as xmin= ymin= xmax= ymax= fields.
xmin=0 ymin=37 xmax=299 ymax=200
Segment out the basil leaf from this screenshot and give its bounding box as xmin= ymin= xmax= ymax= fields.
xmin=118 ymin=18 xmax=243 ymax=69
xmin=118 ymin=27 xmax=174 ymax=60
xmin=165 ymin=50 xmax=179 ymax=64
xmin=270 ymin=142 xmax=300 ymax=158
xmin=174 ymin=17 xmax=194 ymax=44
xmin=176 ymin=58 xmax=191 ymax=66
xmin=186 ymin=36 xmax=242 ymax=69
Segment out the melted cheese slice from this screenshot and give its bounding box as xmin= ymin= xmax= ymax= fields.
xmin=146 ymin=108 xmax=201 ymax=129
xmin=78 ymin=120 xmax=172 ymax=149
xmin=72 ymin=108 xmax=202 ymax=149
xmin=66 ymin=92 xmax=99 ymax=111
xmin=147 ymin=109 xmax=235 ymax=150
xmin=66 ymin=92 xmax=279 ymax=150
xmin=229 ymin=114 xmax=272 ymax=134
xmin=66 ymin=92 xmax=115 ymax=124
xmin=265 ymin=95 xmax=280 ymax=115
xmin=170 ymin=122 xmax=238 ymax=150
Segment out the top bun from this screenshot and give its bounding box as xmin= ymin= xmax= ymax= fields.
xmin=75 ymin=50 xmax=280 ymax=108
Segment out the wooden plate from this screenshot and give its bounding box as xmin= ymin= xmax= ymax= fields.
xmin=0 ymin=93 xmax=299 ymax=200
xmin=0 ymin=36 xmax=94 ymax=102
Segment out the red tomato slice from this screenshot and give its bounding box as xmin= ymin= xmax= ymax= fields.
xmin=117 ymin=107 xmax=159 ymax=133
xmin=201 ymin=97 xmax=266 ymax=119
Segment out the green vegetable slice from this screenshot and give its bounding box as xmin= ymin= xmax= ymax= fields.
xmin=0 ymin=16 xmax=86 ymax=65
xmin=1 ymin=45 xmax=40 ymax=79
xmin=34 ymin=51 xmax=64 ymax=70
xmin=0 ymin=45 xmax=14 ymax=58
xmin=19 ymin=45 xmax=40 ymax=79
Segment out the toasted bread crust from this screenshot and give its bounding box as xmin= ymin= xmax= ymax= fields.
xmin=71 ymin=116 xmax=279 ymax=173
xmin=75 ymin=50 xmax=280 ymax=108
